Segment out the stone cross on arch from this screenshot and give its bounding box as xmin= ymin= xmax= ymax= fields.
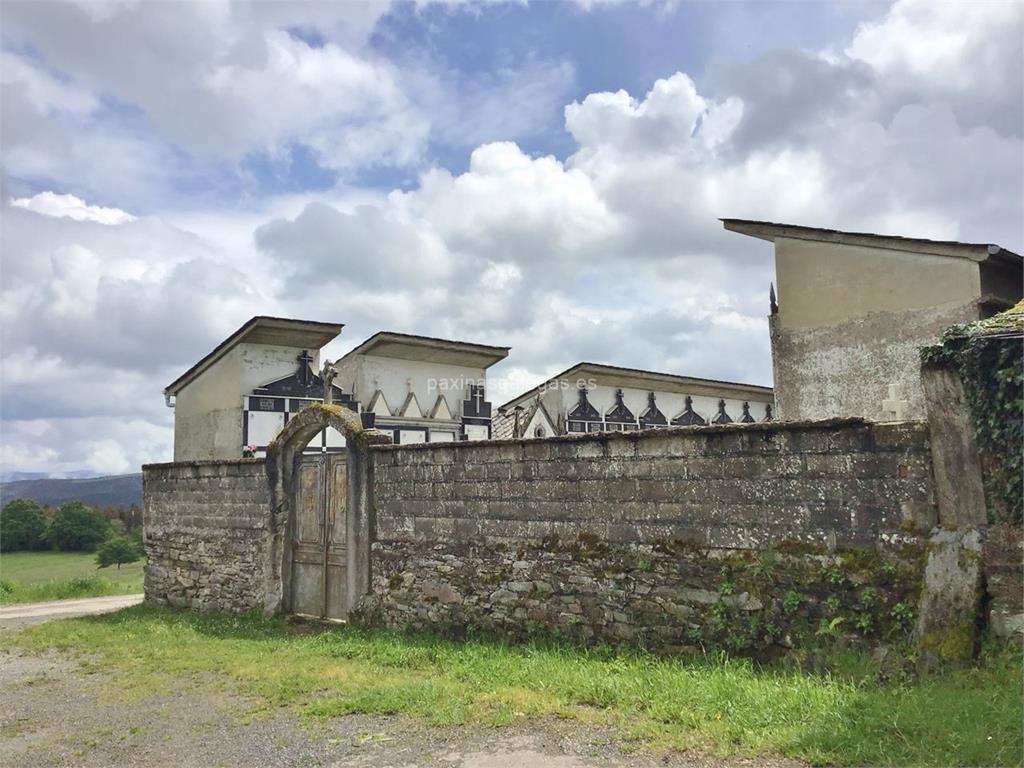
xmin=320 ymin=359 xmax=339 ymax=405
xmin=881 ymin=382 xmax=910 ymax=421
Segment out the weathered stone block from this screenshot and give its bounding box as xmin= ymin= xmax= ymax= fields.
xmin=917 ymin=528 xmax=984 ymax=663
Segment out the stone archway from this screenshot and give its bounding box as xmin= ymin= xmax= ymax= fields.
xmin=263 ymin=404 xmax=390 ymax=617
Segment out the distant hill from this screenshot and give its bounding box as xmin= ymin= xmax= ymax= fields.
xmin=0 ymin=473 xmax=143 ymax=509
xmin=0 ymin=471 xmax=49 ymax=482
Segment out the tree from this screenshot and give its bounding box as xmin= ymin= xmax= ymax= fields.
xmin=0 ymin=499 xmax=48 ymax=551
xmin=46 ymin=501 xmax=112 ymax=551
xmin=95 ymin=537 xmax=141 ymax=570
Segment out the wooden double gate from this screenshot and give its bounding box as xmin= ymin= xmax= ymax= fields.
xmin=286 ymin=454 xmax=348 ymax=619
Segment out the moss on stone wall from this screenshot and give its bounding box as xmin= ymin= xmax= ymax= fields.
xmin=919 ymin=623 xmax=976 ymax=661
xmin=354 ymin=532 xmax=926 ymax=660
xmin=922 ymin=301 xmax=1024 ymax=523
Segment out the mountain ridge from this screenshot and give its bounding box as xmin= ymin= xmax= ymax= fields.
xmin=0 ymin=473 xmax=143 ymax=509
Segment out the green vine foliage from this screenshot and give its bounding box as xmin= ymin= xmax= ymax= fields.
xmin=921 ymin=303 xmax=1023 ymax=523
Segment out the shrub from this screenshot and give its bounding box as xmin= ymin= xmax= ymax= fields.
xmin=0 ymin=499 xmax=48 ymax=551
xmin=46 ymin=501 xmax=113 ymax=551
xmin=96 ymin=536 xmax=142 ymax=570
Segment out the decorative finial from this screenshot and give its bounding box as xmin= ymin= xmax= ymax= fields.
xmin=740 ymin=401 xmax=754 ymax=423
xmin=769 ymin=282 xmax=779 ymax=315
xmin=712 ymin=398 xmax=733 ymax=424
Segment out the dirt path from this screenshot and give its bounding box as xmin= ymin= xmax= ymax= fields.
xmin=0 ymin=595 xmax=144 ymax=629
xmin=0 ymin=649 xmax=805 ymax=768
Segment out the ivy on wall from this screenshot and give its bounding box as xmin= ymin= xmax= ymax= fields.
xmin=921 ymin=301 xmax=1024 ymax=524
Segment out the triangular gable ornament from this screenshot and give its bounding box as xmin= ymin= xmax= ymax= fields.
xmin=567 ymin=386 xmax=601 ymax=421
xmin=250 ymin=350 xmax=353 ymax=406
xmin=639 ymin=391 xmax=667 ymax=429
xmin=671 ymin=395 xmax=707 ymax=426
xmin=367 ymin=390 xmax=392 ymax=417
xmin=429 ymin=395 xmax=454 ymax=421
xmin=399 ymin=391 xmax=423 ymax=418
xmin=524 ymin=398 xmax=557 ymax=438
xmin=605 ymin=389 xmax=636 ymax=425
xmin=712 ymin=399 xmax=733 ymax=424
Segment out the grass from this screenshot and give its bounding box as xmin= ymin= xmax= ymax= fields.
xmin=0 ymin=550 xmax=144 ymax=604
xmin=4 ymin=604 xmax=1021 ymax=766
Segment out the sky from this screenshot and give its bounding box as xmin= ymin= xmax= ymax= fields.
xmin=1 ymin=0 xmax=1021 ymax=477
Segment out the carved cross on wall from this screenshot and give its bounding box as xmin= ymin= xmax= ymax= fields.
xmin=881 ymin=382 xmax=910 ymax=421
xmin=296 ymin=350 xmax=314 ymax=387
xmin=472 ymin=385 xmax=485 ymax=411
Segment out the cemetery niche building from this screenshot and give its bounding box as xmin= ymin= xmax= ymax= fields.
xmin=493 ymin=362 xmax=774 ymax=439
xmin=331 ymin=331 xmax=509 ymax=444
xmin=164 ymin=219 xmax=1021 ymax=459
xmin=164 ymin=316 xmax=351 ymax=461
xmin=164 ymin=318 xmax=509 ymax=461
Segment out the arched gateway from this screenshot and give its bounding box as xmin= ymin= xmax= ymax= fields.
xmin=264 ymin=404 xmax=390 ymax=618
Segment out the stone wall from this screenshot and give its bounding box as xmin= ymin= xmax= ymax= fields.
xmin=770 ymin=300 xmax=980 ymax=422
xmin=985 ymin=523 xmax=1024 ymax=638
xmin=356 ymin=419 xmax=934 ymax=652
xmin=143 ymin=459 xmax=270 ymax=613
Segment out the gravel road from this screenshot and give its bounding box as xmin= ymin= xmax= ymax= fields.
xmin=0 ymin=595 xmax=145 ymax=629
xmin=0 ymin=649 xmax=805 ymax=768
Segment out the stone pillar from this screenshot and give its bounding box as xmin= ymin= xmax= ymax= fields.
xmin=346 ymin=439 xmax=374 ymax=614
xmin=916 ymin=362 xmax=987 ymax=662
xmin=919 ymin=363 xmax=987 ymax=528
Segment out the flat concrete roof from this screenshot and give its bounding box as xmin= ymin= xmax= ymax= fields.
xmin=499 ymin=361 xmax=773 ymax=411
xmin=339 ymin=331 xmax=510 ymax=368
xmin=721 ymin=218 xmax=1022 ymax=265
xmin=165 ymin=316 xmax=343 ymax=396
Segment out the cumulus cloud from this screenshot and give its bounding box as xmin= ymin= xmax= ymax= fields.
xmin=0 ymin=205 xmax=266 ymax=377
xmin=845 ymin=0 xmax=1023 ymax=136
xmin=0 ymin=0 xmax=574 ymax=204
xmin=0 ymin=0 xmax=1021 ymax=475
xmin=1 ymin=4 xmax=410 ymax=159
xmin=11 ymin=191 xmax=135 ymax=225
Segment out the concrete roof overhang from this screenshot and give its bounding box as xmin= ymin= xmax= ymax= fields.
xmin=165 ymin=316 xmax=343 ymax=396
xmin=338 ymin=331 xmax=510 ymax=368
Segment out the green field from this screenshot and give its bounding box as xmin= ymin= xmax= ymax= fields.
xmin=5 ymin=605 xmax=1020 ymax=767
xmin=0 ymin=550 xmax=144 ymax=604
